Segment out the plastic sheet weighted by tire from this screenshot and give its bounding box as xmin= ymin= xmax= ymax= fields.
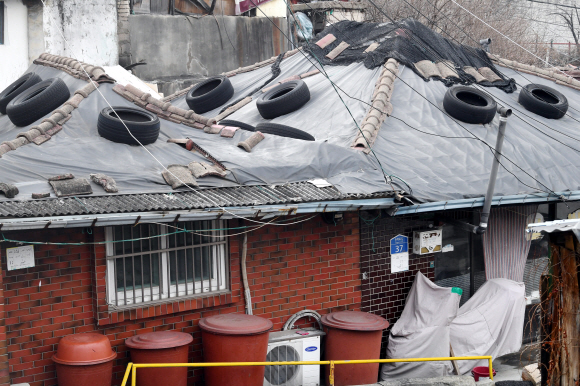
xmin=0 ymin=72 xmax=42 ymax=115
xmin=256 ymin=122 xmax=315 ymax=141
xmin=256 ymin=80 xmax=310 ymax=119
xmin=6 ymin=78 xmax=70 ymax=127
xmin=442 ymin=86 xmax=497 ymax=124
xmin=186 ymin=76 xmax=234 ymax=114
xmin=218 ymin=119 xmax=255 ymax=132
xmin=518 ymin=83 xmax=568 ymax=119
xmin=97 ymin=106 xmax=160 ymax=146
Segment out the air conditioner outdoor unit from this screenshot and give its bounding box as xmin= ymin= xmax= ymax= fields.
xmin=264 ymin=328 xmax=325 ymax=386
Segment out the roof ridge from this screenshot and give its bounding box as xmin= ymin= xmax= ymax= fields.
xmin=160 ymin=47 xmax=302 ymax=103
xmin=33 ymin=53 xmax=115 ymax=83
xmin=352 ymin=58 xmax=398 ymax=152
xmin=487 ymin=52 xmax=580 ymax=91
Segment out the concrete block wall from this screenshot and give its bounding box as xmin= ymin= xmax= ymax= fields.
xmin=360 ymin=212 xmax=436 ymax=353
xmin=1 ymin=213 xmax=361 ymax=386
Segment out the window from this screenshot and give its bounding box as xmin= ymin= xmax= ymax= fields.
xmin=106 ymin=221 xmax=228 ymax=308
xmin=0 ymin=2 xmax=4 ymax=45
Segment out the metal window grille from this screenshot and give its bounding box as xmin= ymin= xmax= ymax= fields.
xmin=0 ymin=2 xmax=4 ymax=45
xmin=105 ymin=220 xmax=228 ymax=308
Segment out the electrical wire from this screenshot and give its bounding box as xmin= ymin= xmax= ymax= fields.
xmin=280 ymin=1 xmax=407 ymax=193
xmin=379 ymin=0 xmax=580 ymax=135
xmin=272 ymin=0 xmax=415 ymax=194
xmin=298 ymin=2 xmax=568 ymax=196
xmin=449 ymin=0 xmax=580 ymax=75
xmin=365 ymin=0 xmax=580 ymax=124
xmin=0 ymin=215 xmax=318 ymax=245
xmin=35 ymin=0 xmax=338 ymax=227
xmin=520 ymin=0 xmax=580 ymax=10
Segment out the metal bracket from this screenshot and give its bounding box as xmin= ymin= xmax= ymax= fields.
xmin=438 ymin=216 xmax=480 ymax=234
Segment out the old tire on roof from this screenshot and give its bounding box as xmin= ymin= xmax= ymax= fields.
xmin=518 ymin=83 xmax=568 ymax=119
xmin=442 ymin=86 xmax=497 ymax=124
xmin=186 ymin=76 xmax=234 ymax=114
xmin=6 ymin=78 xmax=70 ymax=127
xmin=256 ymin=122 xmax=314 ymax=141
xmin=0 ymin=72 xmax=42 ymax=115
xmin=256 ymin=80 xmax=310 ymax=119
xmin=98 ymin=106 xmax=160 ymax=145
xmin=218 ymin=119 xmax=255 ymax=132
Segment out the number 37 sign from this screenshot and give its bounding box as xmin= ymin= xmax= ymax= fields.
xmin=390 ymin=235 xmax=409 ymax=273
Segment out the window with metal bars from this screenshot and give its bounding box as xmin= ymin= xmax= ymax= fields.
xmin=0 ymin=2 xmax=4 ymax=45
xmin=105 ymin=221 xmax=228 ymax=308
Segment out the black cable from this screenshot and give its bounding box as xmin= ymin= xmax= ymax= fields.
xmin=366 ymin=0 xmax=580 ymax=134
xmin=248 ymin=0 xmax=563 ymax=197
xmin=301 ymin=4 xmax=567 ymax=196
xmin=218 ymin=53 xmax=284 ymax=114
xmin=248 ymin=0 xmax=411 ymax=194
xmin=369 ymin=0 xmax=580 ymax=121
xmin=295 ymin=8 xmax=580 ymax=150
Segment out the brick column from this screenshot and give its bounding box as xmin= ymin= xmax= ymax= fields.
xmin=0 ymin=264 xmax=10 ymax=386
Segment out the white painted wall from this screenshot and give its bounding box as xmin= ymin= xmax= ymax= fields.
xmin=43 ymin=0 xmax=118 ymax=66
xmin=0 ymin=1 xmax=29 ymax=91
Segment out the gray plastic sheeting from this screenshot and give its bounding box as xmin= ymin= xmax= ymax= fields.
xmin=372 ymin=65 xmax=580 ymax=202
xmin=1 ymin=51 xmax=580 ymax=204
xmin=0 ymin=57 xmax=386 ymax=201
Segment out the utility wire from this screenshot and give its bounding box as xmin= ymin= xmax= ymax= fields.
xmin=520 ymin=0 xmax=580 ymax=10
xmin=387 ymin=0 xmax=580 ymax=133
xmin=449 ymin=0 xmax=580 ymax=75
xmin=0 ymin=215 xmax=317 ymax=245
xmin=35 ymin=0 xmax=328 ymax=228
xmin=250 ymin=0 xmax=414 ymax=194
xmin=370 ymin=0 xmax=580 ymax=123
xmin=308 ymin=0 xmax=569 ymax=196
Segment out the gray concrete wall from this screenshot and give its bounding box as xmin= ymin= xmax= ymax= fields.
xmin=127 ymin=14 xmax=289 ymax=83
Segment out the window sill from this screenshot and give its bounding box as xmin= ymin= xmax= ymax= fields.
xmin=97 ymin=290 xmax=236 ymax=326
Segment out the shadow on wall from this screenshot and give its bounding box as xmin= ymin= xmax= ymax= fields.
xmin=126 ymin=14 xmax=289 ymax=95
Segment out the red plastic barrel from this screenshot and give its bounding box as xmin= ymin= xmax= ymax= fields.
xmin=321 ymin=311 xmax=389 ymax=386
xmin=125 ymin=331 xmax=193 ymax=386
xmin=200 ymin=313 xmax=273 ymax=386
xmin=52 ymin=333 xmax=117 ymax=386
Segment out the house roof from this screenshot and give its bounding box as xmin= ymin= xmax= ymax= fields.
xmin=1 ymin=20 xmax=580 ymax=224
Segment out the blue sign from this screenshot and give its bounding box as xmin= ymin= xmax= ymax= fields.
xmin=390 ymin=235 xmax=408 ymax=254
xmin=305 ymin=346 xmax=318 ymax=352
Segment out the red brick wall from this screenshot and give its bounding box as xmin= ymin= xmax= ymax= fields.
xmin=1 ymin=212 xmax=361 ymax=386
xmin=359 ymin=212 xmax=436 ymax=353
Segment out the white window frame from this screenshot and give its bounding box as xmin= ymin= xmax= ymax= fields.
xmin=105 ymin=220 xmax=228 ymax=309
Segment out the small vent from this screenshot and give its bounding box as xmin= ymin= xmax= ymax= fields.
xmin=265 ymin=345 xmax=300 ymax=385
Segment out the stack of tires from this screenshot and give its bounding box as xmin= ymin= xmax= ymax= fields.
xmin=0 ymin=73 xmax=70 ymax=127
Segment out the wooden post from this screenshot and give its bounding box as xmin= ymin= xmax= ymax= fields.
xmin=559 ymin=235 xmax=580 ymax=386
xmin=540 ymin=275 xmax=550 ymax=386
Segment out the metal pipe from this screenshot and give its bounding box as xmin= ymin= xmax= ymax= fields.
xmin=241 ymin=233 xmax=253 ymax=315
xmin=123 ymin=356 xmax=494 ymax=386
xmin=477 ymin=106 xmax=512 ymax=234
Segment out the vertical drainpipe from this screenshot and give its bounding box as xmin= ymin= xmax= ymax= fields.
xmin=241 ymin=233 xmax=253 ymax=315
xmin=477 ymin=106 xmax=512 ymax=233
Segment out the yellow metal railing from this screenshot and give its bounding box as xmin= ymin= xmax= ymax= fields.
xmin=121 ymin=356 xmax=493 ymax=386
